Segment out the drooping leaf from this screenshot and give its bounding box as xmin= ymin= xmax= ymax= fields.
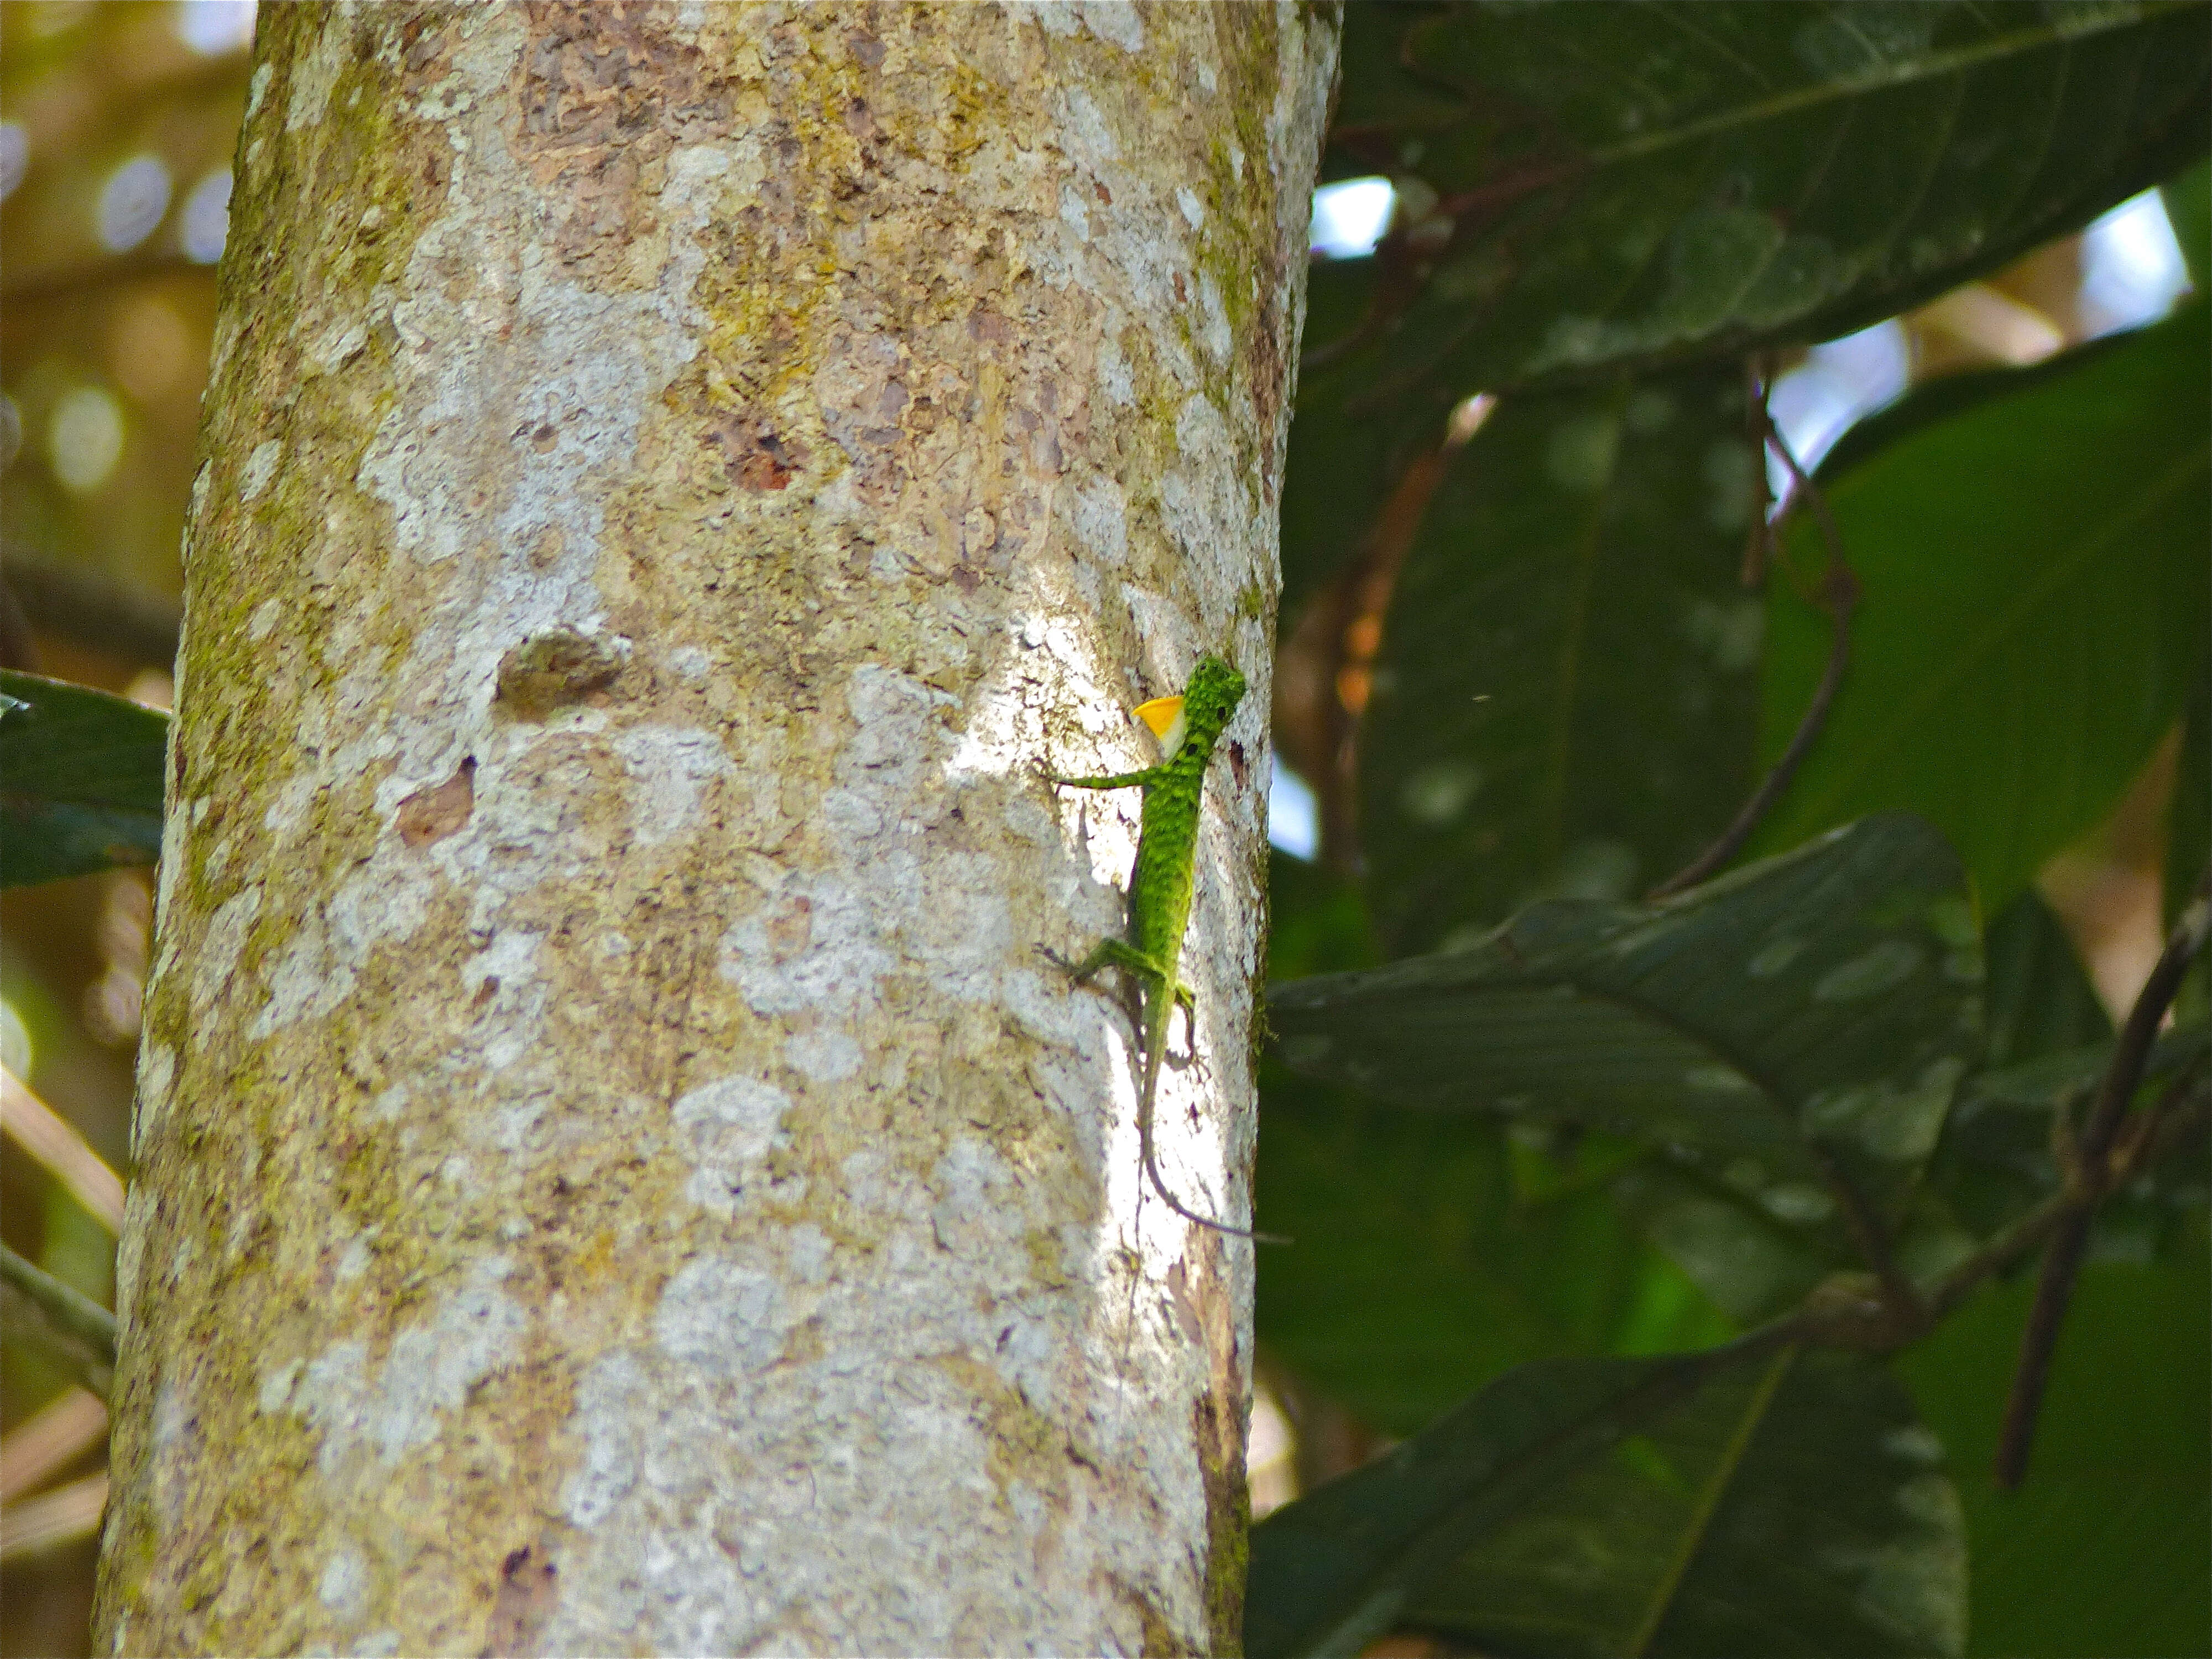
xmin=1899 ymin=1240 xmax=2211 ymax=1657
xmin=1359 ymin=366 xmax=1761 ymax=954
xmin=1751 ymin=299 xmax=2211 ymax=912
xmin=1271 ymin=815 xmax=1980 ymax=1222
xmin=1329 ymin=2 xmax=2209 ymax=400
xmin=0 ymin=668 xmax=170 ymax=888
xmin=1247 ymin=1352 xmax=1710 ymax=1659
xmin=1608 ymin=846 xmax=2094 ymax=1326
xmin=1246 ymin=1344 xmax=1965 ymax=1659
xmin=1258 ymin=853 xmax=1729 ymax=1431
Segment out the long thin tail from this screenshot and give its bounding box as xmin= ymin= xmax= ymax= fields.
xmin=1137 ymin=1042 xmax=1291 ymax=1246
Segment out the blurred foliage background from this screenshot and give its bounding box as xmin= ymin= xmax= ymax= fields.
xmin=1 ymin=4 xmax=2205 ymax=1656
xmin=4 ymin=5 xmax=247 ymax=1651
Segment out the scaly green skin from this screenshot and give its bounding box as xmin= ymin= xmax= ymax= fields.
xmin=1051 ymin=656 xmax=1282 ymax=1243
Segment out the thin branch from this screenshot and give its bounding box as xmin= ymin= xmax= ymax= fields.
xmin=1809 ymin=1145 xmax=1926 ymax=1334
xmin=1 ymin=545 xmax=182 ymax=669
xmin=1995 ymin=867 xmax=2211 ymax=1489
xmin=1650 ymin=383 xmax=1859 ymax=900
xmin=0 ymin=1244 xmax=117 ymax=1400
xmin=0 ymin=1386 xmax=108 ymax=1504
xmin=3 ymin=1066 xmax=128 ymax=1232
xmin=0 ymin=1472 xmax=110 ymax=1562
xmin=1923 ymin=1069 xmax=2206 ymax=1324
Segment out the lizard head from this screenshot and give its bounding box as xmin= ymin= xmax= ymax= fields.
xmin=1133 ymin=656 xmax=1245 ymax=757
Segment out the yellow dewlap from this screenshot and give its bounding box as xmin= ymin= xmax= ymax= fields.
xmin=1134 ymin=694 xmax=1187 ymax=753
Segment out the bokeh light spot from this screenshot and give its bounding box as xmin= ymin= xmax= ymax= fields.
xmin=2080 ymin=189 xmax=2190 ymax=336
xmin=48 ymin=385 xmax=126 ymax=494
xmin=98 ymin=153 xmax=173 ymax=253
xmin=0 ymin=997 xmax=33 ymax=1079
xmin=180 ymin=168 xmax=232 ymax=264
xmin=1310 ymin=176 xmax=1395 ymax=260
xmin=175 ymin=0 xmax=256 ymax=56
xmin=0 ymin=122 xmax=26 ymax=202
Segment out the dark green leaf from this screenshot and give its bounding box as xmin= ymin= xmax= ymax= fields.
xmin=1981 ymin=889 xmax=2110 ymax=1071
xmin=1898 ymin=1241 xmax=2211 ymax=1657
xmin=1280 ymin=263 xmax=1455 ymax=631
xmin=1752 ymin=299 xmax=2211 ymax=912
xmin=1610 ymin=1153 xmax=1835 ymax=1326
xmin=0 ymin=668 xmax=170 ymax=888
xmin=1257 ymin=1069 xmax=1729 ymax=1434
xmin=1333 ymin=2 xmax=2209 ymax=399
xmin=2164 ymin=155 xmax=2211 ymax=290
xmin=1931 ymin=1020 xmax=2209 ymax=1242
xmin=1248 ymin=1352 xmax=1711 ymax=1659
xmin=1359 ymin=366 xmax=1761 ymax=954
xmin=1259 ymin=853 xmax=1728 ymax=1430
xmin=1247 ymin=1345 xmax=1964 ymax=1659
xmin=1271 ymin=815 xmax=1980 ymax=1219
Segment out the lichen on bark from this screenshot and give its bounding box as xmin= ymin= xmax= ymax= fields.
xmin=96 ymin=5 xmax=1337 ymax=1654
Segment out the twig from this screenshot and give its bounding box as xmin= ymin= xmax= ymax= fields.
xmin=1924 ymin=1065 xmax=2206 ymax=1323
xmin=0 ymin=1472 xmax=109 ymax=1562
xmin=1650 ymin=385 xmax=1858 ymax=900
xmin=0 ymin=1386 xmax=108 ymax=1503
xmin=1 ymin=545 xmax=182 ymax=669
xmin=0 ymin=1244 xmax=117 ymax=1399
xmin=1810 ymin=1146 xmax=1926 ymax=1334
xmin=1995 ymin=866 xmax=2211 ymax=1489
xmin=2 ymin=1066 xmax=128 ymax=1232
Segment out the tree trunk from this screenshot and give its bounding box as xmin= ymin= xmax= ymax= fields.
xmin=94 ymin=4 xmax=1335 ymax=1653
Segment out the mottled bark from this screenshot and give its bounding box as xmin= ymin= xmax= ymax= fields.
xmin=95 ymin=4 xmax=1335 ymax=1655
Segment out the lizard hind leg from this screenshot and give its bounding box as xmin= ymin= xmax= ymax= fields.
xmin=1055 ymin=936 xmax=1166 ymax=987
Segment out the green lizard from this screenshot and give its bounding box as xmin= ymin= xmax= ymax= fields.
xmin=1047 ymin=654 xmax=1287 ymax=1244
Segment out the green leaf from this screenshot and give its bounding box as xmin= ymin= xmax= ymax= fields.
xmin=1257 ymin=1070 xmax=1729 ymax=1434
xmin=1898 ymin=1241 xmax=2211 ymax=1657
xmin=2164 ymin=155 xmax=2211 ymax=290
xmin=1359 ymin=367 xmax=1761 ymax=954
xmin=1271 ymin=815 xmax=1980 ymax=1220
xmin=1259 ymin=853 xmax=1729 ymax=1431
xmin=1981 ymin=889 xmax=2110 ymax=1071
xmin=1246 ymin=1345 xmax=1965 ymax=1659
xmin=0 ymin=669 xmax=170 ymax=888
xmin=1932 ymin=1020 xmax=2208 ymax=1244
xmin=1752 ymin=299 xmax=2212 ymax=912
xmin=1279 ymin=263 xmax=1454 ymax=632
xmin=1331 ymin=2 xmax=2209 ymax=399
xmin=1610 ymin=1153 xmax=1836 ymax=1326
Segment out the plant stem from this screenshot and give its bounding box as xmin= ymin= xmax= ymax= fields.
xmin=1994 ymin=867 xmax=2211 ymax=1488
xmin=1650 ymin=384 xmax=1858 ymax=900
